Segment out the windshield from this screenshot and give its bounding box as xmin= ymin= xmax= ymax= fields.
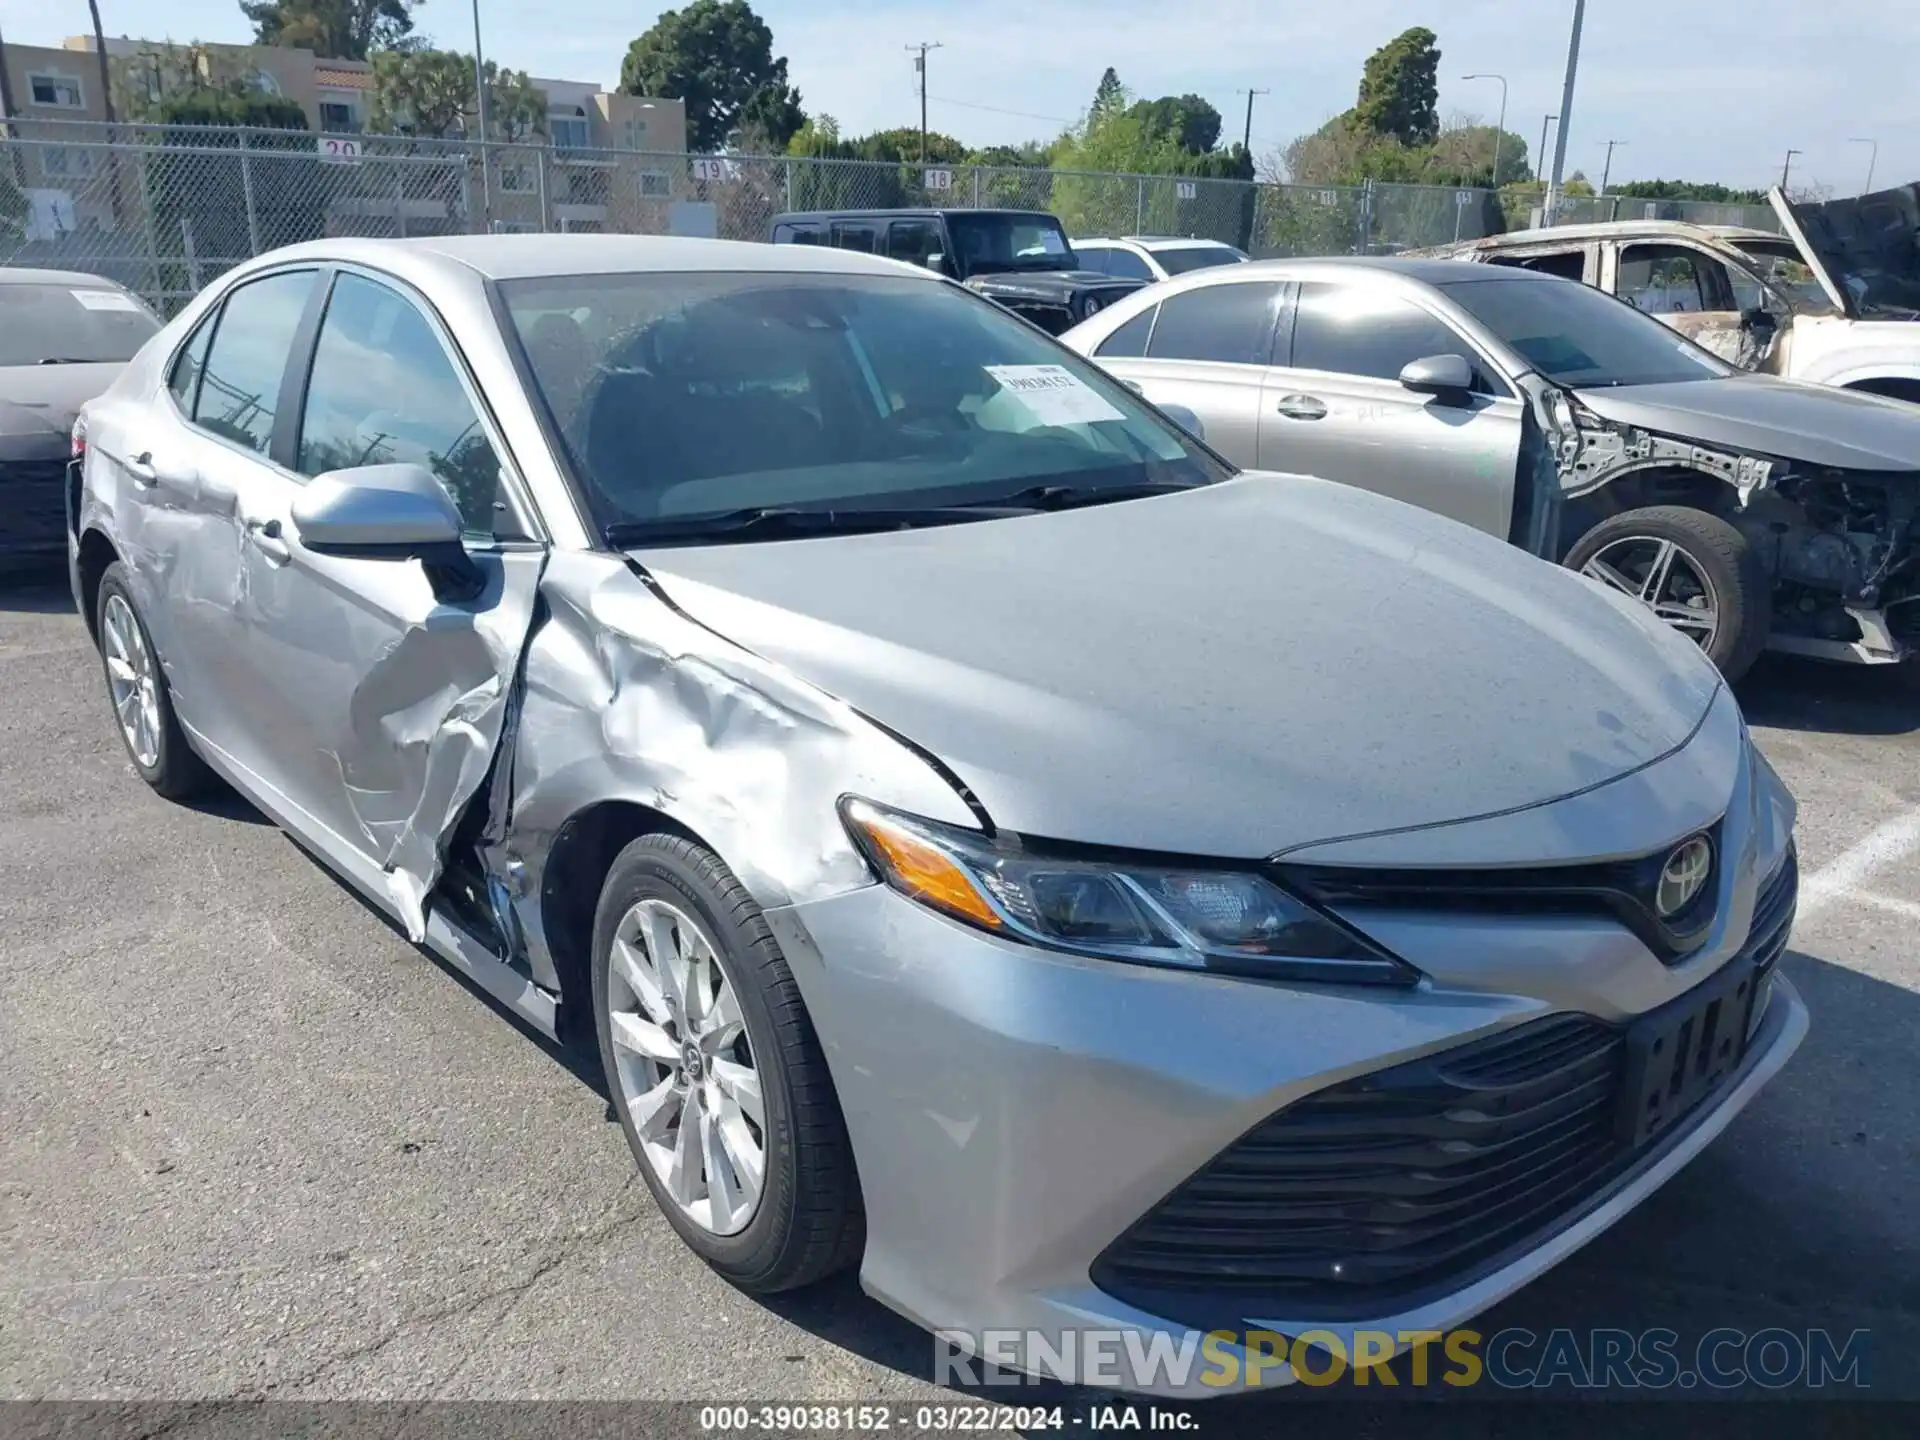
xmin=1439 ymin=274 xmax=1733 ymax=388
xmin=0 ymin=283 xmax=160 ymax=366
xmin=946 ymin=213 xmax=1077 ymax=274
xmin=500 ymin=270 xmax=1225 ymax=535
xmin=1154 ymin=245 xmax=1248 ymax=276
xmin=1730 ymin=240 xmax=1834 ymax=311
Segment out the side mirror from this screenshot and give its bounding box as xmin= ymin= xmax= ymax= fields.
xmin=926 ymin=251 xmax=955 ymax=278
xmin=1741 ymin=305 xmax=1779 ymax=334
xmin=291 ymin=462 xmax=483 ymax=598
xmin=1398 ymin=353 xmax=1477 ymax=401
xmin=1158 ymin=403 xmax=1205 ymax=441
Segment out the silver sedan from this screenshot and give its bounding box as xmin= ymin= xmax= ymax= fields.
xmin=72 ymin=235 xmax=1803 ymax=1395
xmin=1062 ymin=257 xmax=1920 ymax=680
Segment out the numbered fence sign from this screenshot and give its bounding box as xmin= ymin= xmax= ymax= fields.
xmin=1175 ymin=181 xmax=1197 ymax=200
xmin=692 ymin=157 xmax=732 ymax=183
xmin=1455 ymin=189 xmax=1474 ymax=207
xmin=317 ymin=136 xmax=362 ymax=165
xmin=923 ymin=168 xmax=954 ymax=192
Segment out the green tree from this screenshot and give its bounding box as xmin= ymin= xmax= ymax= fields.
xmin=1089 ymin=67 xmax=1125 ymax=121
xmin=1612 ymin=179 xmax=1768 ymax=204
xmin=367 ymin=48 xmax=546 ymax=139
xmin=237 ymin=0 xmax=420 ymax=60
xmin=1352 ymin=25 xmax=1440 ymax=147
xmin=1128 ymin=94 xmax=1222 ymax=155
xmin=620 ymin=0 xmax=805 ymax=153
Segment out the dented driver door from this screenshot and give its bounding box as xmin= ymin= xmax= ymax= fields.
xmin=223 ymin=269 xmax=545 ymax=937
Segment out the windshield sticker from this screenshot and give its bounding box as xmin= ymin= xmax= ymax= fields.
xmin=72 ymin=289 xmax=142 ymax=313
xmin=985 ymin=364 xmax=1126 ymax=426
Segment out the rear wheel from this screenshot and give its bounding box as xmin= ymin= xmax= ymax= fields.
xmin=591 ymin=832 xmax=863 ymax=1293
xmin=95 ymin=564 xmax=211 ymax=799
xmin=1565 ymin=505 xmax=1771 ymax=681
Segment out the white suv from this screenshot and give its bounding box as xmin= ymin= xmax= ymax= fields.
xmin=1072 ymin=236 xmax=1249 ymax=284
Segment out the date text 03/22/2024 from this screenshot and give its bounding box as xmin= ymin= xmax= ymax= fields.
xmin=697 ymin=1405 xmax=1192 ymax=1432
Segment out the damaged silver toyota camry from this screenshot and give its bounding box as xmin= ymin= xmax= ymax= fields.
xmin=71 ymin=236 xmax=1805 ymax=1395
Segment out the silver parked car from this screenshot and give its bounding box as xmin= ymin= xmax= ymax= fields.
xmin=1062 ymin=257 xmax=1920 ymax=678
xmin=73 ymin=235 xmax=1804 ymax=1395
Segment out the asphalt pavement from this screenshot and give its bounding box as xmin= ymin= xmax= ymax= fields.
xmin=3 ymin=574 xmax=1918 ymax=1434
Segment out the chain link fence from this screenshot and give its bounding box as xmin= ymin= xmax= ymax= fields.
xmin=1542 ymin=192 xmax=1781 ymax=233
xmin=1 ymin=119 xmax=1775 ymax=312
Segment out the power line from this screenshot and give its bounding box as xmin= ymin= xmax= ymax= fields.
xmin=924 ymin=94 xmax=1074 ymax=125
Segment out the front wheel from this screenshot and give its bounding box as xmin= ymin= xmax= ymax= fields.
xmin=590 ymin=832 xmax=863 ymax=1293
xmin=1565 ymin=505 xmax=1771 ymax=681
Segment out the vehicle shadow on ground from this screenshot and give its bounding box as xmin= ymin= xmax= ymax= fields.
xmin=0 ymin=575 xmax=76 ymax=614
xmin=754 ymin=948 xmax=1919 ymax=1432
xmin=1736 ymin=653 xmax=1920 ymax=737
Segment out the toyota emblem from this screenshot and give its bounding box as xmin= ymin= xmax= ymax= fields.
xmin=1656 ymin=835 xmax=1713 ymax=918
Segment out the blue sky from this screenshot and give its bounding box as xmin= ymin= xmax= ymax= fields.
xmin=3 ymin=0 xmax=1911 ymax=193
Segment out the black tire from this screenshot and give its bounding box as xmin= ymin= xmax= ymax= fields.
xmin=94 ymin=563 xmax=212 ymax=800
xmin=1564 ymin=505 xmax=1771 ymax=682
xmin=590 ymin=832 xmax=863 ymax=1293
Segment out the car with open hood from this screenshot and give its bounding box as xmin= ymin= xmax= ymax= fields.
xmin=769 ymin=207 xmax=1145 ymax=333
xmin=1063 ymin=256 xmax=1920 ymax=678
xmin=71 ymin=234 xmax=1803 ymax=1396
xmin=1422 ymin=184 xmax=1920 ymax=404
xmin=1 ymin=267 xmax=161 ymax=571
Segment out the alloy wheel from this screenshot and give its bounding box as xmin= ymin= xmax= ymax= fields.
xmin=606 ymin=897 xmax=766 ymax=1235
xmin=1580 ymin=536 xmax=1721 ymax=650
xmin=102 ymin=593 xmax=163 ymax=769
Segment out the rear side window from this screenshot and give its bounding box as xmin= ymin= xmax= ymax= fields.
xmin=774 ymin=222 xmax=823 ymax=245
xmin=1145 ymin=281 xmax=1282 ymax=364
xmin=887 ymin=219 xmax=942 ymax=268
xmin=1096 ymin=306 xmax=1157 ymax=358
xmin=1076 ymin=246 xmax=1111 ymax=274
xmin=167 ymin=314 xmax=215 ymax=413
xmin=832 ymin=222 xmax=880 ymax=254
xmin=1102 ymin=247 xmax=1156 ymax=281
xmin=1290 ymin=282 xmax=1468 ymax=383
xmin=192 ymin=270 xmax=317 ymax=456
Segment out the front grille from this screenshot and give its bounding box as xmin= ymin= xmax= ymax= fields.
xmin=0 ymin=459 xmax=72 ymax=556
xmin=1091 ymin=849 xmax=1799 ymax=1326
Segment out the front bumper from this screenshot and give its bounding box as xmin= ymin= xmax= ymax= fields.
xmin=761 ymin=751 xmax=1803 ymax=1397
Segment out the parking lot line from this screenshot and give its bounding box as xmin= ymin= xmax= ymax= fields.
xmin=1799 ymin=803 xmax=1920 ymax=917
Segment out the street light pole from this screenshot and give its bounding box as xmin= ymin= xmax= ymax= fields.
xmin=1780 ymin=147 xmax=1802 ymax=193
xmin=1599 ymin=138 xmax=1626 ymax=195
xmin=1462 ymin=73 xmax=1507 ymax=185
xmin=1848 ymin=137 xmax=1878 ymax=195
xmin=1537 ymin=114 xmax=1557 ymax=184
xmin=1546 ymin=0 xmax=1587 ymax=220
xmin=471 ymin=0 xmax=492 ymax=225
xmin=1236 ymin=88 xmax=1269 ymax=153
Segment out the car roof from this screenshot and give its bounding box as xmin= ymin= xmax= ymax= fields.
xmin=1073 ymin=236 xmax=1236 ymax=249
xmin=1221 ymin=254 xmax=1553 ymax=287
xmin=0 ymin=265 xmax=122 ymax=287
xmin=771 ymin=208 xmax=1052 ymax=223
xmin=229 ymin=233 xmax=933 ymax=283
xmin=1469 ymin=219 xmax=1780 ymax=247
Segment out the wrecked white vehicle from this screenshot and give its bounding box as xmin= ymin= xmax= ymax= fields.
xmin=1063 ymin=257 xmax=1920 ymax=677
xmin=1425 ymin=184 xmax=1920 ymax=403
xmin=69 ymin=236 xmax=1810 ymax=1394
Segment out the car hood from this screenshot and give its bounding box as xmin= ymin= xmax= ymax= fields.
xmin=1575 ymin=373 xmax=1920 ymax=473
xmin=1773 ymin=182 xmax=1920 ymax=320
xmin=965 ymin=270 xmax=1144 ymax=301
xmin=0 ymin=364 xmax=120 ymax=461
xmin=627 ymin=475 xmax=1722 ymax=859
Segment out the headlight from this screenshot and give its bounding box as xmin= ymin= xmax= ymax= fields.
xmin=839 ymin=799 xmax=1418 ymax=986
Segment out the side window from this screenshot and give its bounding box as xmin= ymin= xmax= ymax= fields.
xmin=1102 ymin=247 xmax=1156 ymax=281
xmin=1291 ymin=282 xmax=1481 ymax=386
xmin=1505 ymin=250 xmax=1585 ymax=282
xmin=192 ymin=270 xmax=317 ymax=455
xmin=167 ymin=312 xmax=216 ymax=413
xmin=832 ymin=222 xmax=879 ymax=254
xmin=1095 ymin=305 xmax=1157 ymax=358
xmin=297 ymin=272 xmax=508 ymax=541
xmin=1076 ymin=246 xmax=1111 ymax=274
xmin=774 ymin=223 xmax=823 ymax=246
xmin=1145 ymin=281 xmax=1282 ymax=365
xmin=1617 ymin=245 xmax=1731 ymax=314
xmin=887 ymin=219 xmax=941 ymax=268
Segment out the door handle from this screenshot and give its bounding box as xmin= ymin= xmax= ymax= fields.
xmin=126 ymin=450 xmax=158 ymax=487
xmin=1274 ymin=395 xmax=1329 ymax=421
xmin=244 ymin=516 xmax=291 ymax=564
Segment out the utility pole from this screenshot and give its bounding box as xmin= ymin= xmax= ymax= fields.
xmin=86 ymin=1 xmax=115 ymax=123
xmin=1462 ymin=73 xmax=1507 ymax=185
xmin=1849 ymin=137 xmax=1878 ymax=195
xmin=1780 ymin=147 xmax=1802 ymax=193
xmin=0 ymin=20 xmax=18 ymax=125
xmin=1545 ymin=0 xmax=1587 ymax=220
xmin=906 ymin=42 xmax=943 ymax=162
xmin=1537 ymin=114 xmax=1557 ymax=183
xmin=1236 ymin=88 xmax=1269 ymax=153
xmin=1598 ymin=138 xmax=1626 ymax=195
xmin=471 ymin=0 xmax=491 ymax=224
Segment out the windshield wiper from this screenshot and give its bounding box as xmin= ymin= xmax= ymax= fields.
xmin=604 ymin=505 xmax=996 ymax=548
xmin=36 ymin=357 xmax=98 ymax=365
xmin=963 ymin=480 xmax=1201 ymax=511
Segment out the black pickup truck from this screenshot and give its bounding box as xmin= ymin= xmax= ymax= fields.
xmin=768 ymin=208 xmax=1147 ymax=334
